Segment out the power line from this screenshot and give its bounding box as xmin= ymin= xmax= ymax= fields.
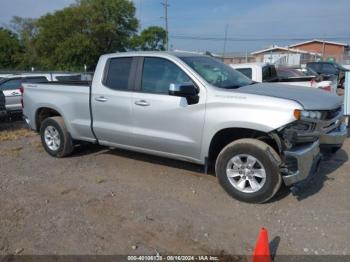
xmin=170 ymin=35 xmax=350 ymax=42
xmin=161 ymin=0 xmax=169 ymax=51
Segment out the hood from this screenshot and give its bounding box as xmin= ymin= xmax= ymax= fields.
xmin=235 ymin=83 xmax=342 ymax=110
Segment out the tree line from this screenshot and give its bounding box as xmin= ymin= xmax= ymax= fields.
xmin=0 ymin=0 xmax=167 ymax=71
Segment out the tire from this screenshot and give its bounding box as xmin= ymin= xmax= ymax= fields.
xmin=40 ymin=116 xmax=74 ymax=157
xmin=215 ymin=139 xmax=282 ymax=203
xmin=331 ymin=146 xmax=342 ymax=154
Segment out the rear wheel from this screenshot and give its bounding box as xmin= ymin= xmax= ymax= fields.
xmin=215 ymin=139 xmax=282 ymax=203
xmin=40 ymin=117 xmax=74 ymax=157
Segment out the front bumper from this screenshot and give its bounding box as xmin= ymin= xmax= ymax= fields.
xmin=280 ymin=110 xmax=348 ymax=186
xmin=319 ymin=122 xmax=347 ymax=146
xmin=0 ymin=110 xmax=7 ymax=117
xmin=282 ymin=141 xmax=321 ymax=186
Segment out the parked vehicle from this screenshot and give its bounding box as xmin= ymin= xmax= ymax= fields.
xmin=23 ymin=52 xmax=347 ymax=203
xmin=0 ymin=90 xmax=6 ymax=118
xmin=0 ymin=76 xmax=49 ymax=114
xmin=0 ymin=73 xmax=85 ymax=114
xmin=231 ymin=63 xmax=337 ymax=93
xmin=276 ymin=67 xmax=337 ymax=93
xmin=307 ymin=62 xmax=349 ymax=89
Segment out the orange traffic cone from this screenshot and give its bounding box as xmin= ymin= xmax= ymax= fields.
xmin=253 ymin=227 xmax=271 ymax=262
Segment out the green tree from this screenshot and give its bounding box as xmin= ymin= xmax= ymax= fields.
xmin=132 ymin=26 xmax=167 ymax=51
xmin=10 ymin=16 xmax=39 ymax=70
xmin=0 ymin=27 xmax=22 ymax=69
xmin=33 ymin=0 xmax=139 ymax=70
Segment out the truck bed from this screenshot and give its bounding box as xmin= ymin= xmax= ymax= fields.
xmin=22 ymin=81 xmax=95 ymax=142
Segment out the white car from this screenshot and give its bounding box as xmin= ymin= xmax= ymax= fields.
xmin=0 ymin=73 xmax=85 ymax=114
xmin=230 ymin=63 xmax=337 ymax=94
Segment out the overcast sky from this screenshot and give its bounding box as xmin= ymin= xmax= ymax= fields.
xmin=1 ymin=0 xmax=349 ymax=53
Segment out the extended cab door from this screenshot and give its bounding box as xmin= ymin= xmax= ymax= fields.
xmin=91 ymin=57 xmax=137 ymax=146
xmin=131 ymin=56 xmax=206 ymax=162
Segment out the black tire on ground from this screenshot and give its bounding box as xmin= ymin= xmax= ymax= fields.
xmin=331 ymin=146 xmax=342 ymax=154
xmin=215 ymin=138 xmax=282 ymax=203
xmin=40 ymin=116 xmax=74 ymax=157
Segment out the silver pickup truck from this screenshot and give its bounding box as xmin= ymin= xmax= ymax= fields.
xmin=22 ymin=52 xmax=347 ymax=203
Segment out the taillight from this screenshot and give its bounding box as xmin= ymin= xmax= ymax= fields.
xmin=20 ymin=85 xmax=24 ymax=108
xmin=310 ymin=79 xmax=316 ymax=87
xmin=319 ymin=86 xmax=331 ymax=92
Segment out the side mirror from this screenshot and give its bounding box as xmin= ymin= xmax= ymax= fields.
xmin=169 ymin=83 xmax=199 ymax=105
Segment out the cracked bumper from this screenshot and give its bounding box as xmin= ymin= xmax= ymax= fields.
xmin=282 ymin=141 xmax=321 ymax=186
xmin=319 ymin=123 xmax=347 ymax=146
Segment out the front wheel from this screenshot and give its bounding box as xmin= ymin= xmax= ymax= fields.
xmin=215 ymin=139 xmax=282 ymax=203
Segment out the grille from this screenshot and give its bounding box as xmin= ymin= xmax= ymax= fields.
xmin=323 ymin=107 xmax=342 ymax=120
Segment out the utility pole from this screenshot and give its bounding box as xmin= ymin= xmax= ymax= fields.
xmin=139 ymin=0 xmax=143 ymax=30
xmin=161 ymin=0 xmax=169 ymax=51
xmin=222 ymin=24 xmax=228 ymax=62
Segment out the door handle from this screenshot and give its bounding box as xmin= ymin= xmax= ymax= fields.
xmin=95 ymin=96 xmax=108 ymax=102
xmin=135 ymin=100 xmax=150 ymax=106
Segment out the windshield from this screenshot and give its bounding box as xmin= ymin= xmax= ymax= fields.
xmin=277 ymin=68 xmax=305 ymax=78
xmin=179 ymin=56 xmax=253 ymax=88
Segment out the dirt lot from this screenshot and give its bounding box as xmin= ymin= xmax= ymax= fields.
xmin=0 ymin=120 xmax=349 ymax=257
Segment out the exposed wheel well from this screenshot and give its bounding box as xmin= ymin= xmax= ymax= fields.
xmin=36 ymin=107 xmax=61 ymax=131
xmin=208 ymin=128 xmax=280 ymax=164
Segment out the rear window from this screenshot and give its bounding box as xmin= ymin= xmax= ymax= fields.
xmin=262 ymin=65 xmax=278 ymax=82
xmin=104 ymin=57 xmax=133 ymax=90
xmin=277 ymin=68 xmax=304 ymax=78
xmin=235 ymin=68 xmax=252 ymax=79
xmin=321 ymin=64 xmax=338 ymax=74
xmin=55 ymin=75 xmax=82 ymax=81
xmin=0 ymin=79 xmax=22 ymax=90
xmin=23 ymin=77 xmax=48 ymax=83
xmin=307 ymin=63 xmax=321 ymax=73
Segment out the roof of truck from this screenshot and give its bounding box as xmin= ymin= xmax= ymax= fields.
xmin=106 ymin=51 xmax=207 ymax=58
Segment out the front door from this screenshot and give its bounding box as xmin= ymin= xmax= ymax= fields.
xmin=131 ymin=57 xmax=206 ymax=161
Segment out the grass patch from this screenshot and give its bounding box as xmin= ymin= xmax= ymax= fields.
xmin=0 ymin=128 xmax=36 ymax=142
xmin=0 ymin=146 xmax=23 ymax=157
xmin=96 ymin=178 xmax=107 ymax=184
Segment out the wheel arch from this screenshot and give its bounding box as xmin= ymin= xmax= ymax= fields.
xmin=206 ymin=127 xmax=281 ymax=164
xmin=35 ymin=106 xmax=63 ymax=132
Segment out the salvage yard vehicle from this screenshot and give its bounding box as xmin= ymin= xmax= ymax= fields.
xmin=276 ymin=67 xmax=337 ymax=93
xmin=307 ymin=61 xmax=349 ymax=89
xmin=0 ymin=76 xmax=49 ymax=114
xmin=0 ymin=73 xmax=85 ymax=115
xmin=22 ymin=52 xmax=347 ymax=203
xmin=0 ymin=90 xmax=6 ymax=118
xmin=231 ymin=63 xmax=337 ymax=94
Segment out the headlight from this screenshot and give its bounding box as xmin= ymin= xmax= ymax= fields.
xmin=294 ymin=110 xmax=323 ymax=120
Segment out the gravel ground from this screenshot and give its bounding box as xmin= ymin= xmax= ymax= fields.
xmin=0 ymin=120 xmax=349 ymax=257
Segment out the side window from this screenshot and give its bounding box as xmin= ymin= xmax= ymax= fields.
xmin=24 ymin=77 xmax=48 ymax=83
xmin=262 ymin=65 xmax=278 ymax=82
xmin=105 ymin=57 xmax=133 ymax=90
xmin=236 ymin=68 xmax=252 ymax=79
xmin=308 ymin=63 xmax=320 ymax=73
xmin=141 ymin=57 xmax=192 ymax=94
xmin=322 ymin=64 xmax=338 ymax=75
xmin=0 ymin=79 xmax=22 ymax=90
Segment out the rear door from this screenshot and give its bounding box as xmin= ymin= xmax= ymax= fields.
xmin=131 ymin=56 xmax=206 ymax=161
xmin=92 ymin=56 xmax=137 ymax=146
xmin=0 ymin=78 xmax=22 ymax=111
